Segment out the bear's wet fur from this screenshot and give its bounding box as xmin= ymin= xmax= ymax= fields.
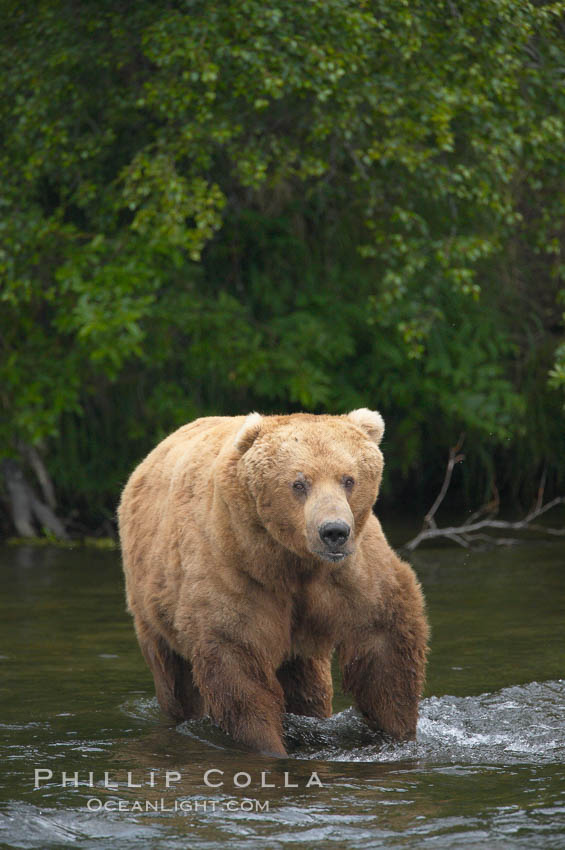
xmin=118 ymin=410 xmax=429 ymax=756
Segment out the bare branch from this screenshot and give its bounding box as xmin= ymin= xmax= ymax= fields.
xmin=463 ymin=479 xmax=499 ymax=526
xmin=403 ymin=446 xmax=565 ymax=551
xmin=534 ymin=465 xmax=547 ymax=514
xmin=1 ymin=458 xmax=68 ymax=540
xmin=18 ymin=442 xmax=57 ymax=510
xmin=422 ymin=433 xmax=465 ymax=530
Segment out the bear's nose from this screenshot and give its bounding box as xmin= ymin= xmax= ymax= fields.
xmin=319 ymin=520 xmax=350 ymax=548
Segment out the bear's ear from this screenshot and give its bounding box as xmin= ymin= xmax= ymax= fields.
xmin=347 ymin=408 xmax=385 ymax=446
xmin=234 ymin=412 xmax=263 ymax=454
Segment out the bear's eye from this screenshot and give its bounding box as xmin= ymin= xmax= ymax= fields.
xmin=343 ymin=476 xmax=355 ymax=490
xmin=292 ymin=479 xmax=307 ymax=494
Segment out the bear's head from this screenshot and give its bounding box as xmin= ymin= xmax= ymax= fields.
xmin=234 ymin=409 xmax=384 ymax=565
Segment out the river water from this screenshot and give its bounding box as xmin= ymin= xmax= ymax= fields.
xmin=0 ymin=541 xmax=564 ymax=848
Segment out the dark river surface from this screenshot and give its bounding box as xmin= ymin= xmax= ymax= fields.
xmin=0 ymin=540 xmax=564 ymax=849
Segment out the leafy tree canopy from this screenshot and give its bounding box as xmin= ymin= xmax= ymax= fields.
xmin=1 ymin=0 xmax=564 ymax=528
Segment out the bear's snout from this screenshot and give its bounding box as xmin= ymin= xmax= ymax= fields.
xmin=305 ymin=488 xmax=354 ymax=563
xmin=316 ymin=517 xmax=352 ymax=562
xmin=319 ymin=520 xmax=350 ymax=549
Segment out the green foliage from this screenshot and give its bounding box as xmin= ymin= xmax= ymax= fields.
xmin=1 ymin=0 xmax=565 ymax=528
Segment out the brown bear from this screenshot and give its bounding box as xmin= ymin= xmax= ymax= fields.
xmin=118 ymin=409 xmax=429 ymax=757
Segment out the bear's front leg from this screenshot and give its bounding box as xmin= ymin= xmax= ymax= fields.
xmin=190 ymin=637 xmax=288 ymax=757
xmin=337 ymin=570 xmax=429 ymax=740
xmin=276 ymin=655 xmax=333 ymax=718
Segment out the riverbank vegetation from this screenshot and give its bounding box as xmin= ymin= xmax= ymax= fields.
xmin=1 ymin=1 xmax=564 ymax=538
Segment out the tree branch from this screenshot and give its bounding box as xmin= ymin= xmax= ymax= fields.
xmin=403 ymin=443 xmax=565 ymax=550
xmin=422 ymin=433 xmax=465 ymax=529
xmin=1 ymin=458 xmax=68 ymax=540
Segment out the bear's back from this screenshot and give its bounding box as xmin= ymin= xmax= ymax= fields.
xmin=117 ymin=415 xmax=243 ymax=589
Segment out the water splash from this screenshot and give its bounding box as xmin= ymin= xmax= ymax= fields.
xmin=288 ymin=680 xmax=565 ymax=764
xmin=155 ymin=680 xmax=565 ymax=765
